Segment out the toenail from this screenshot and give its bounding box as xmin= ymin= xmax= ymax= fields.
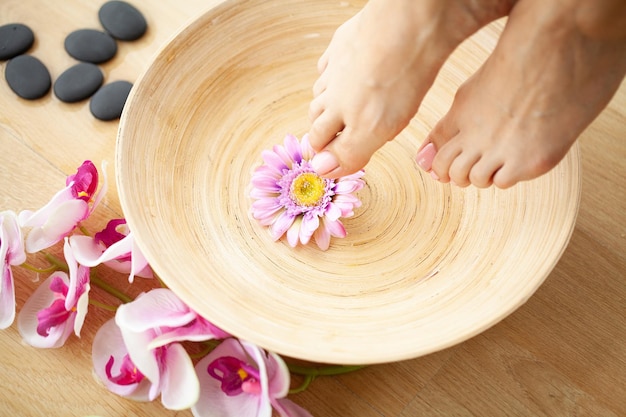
xmin=429 ymin=171 xmax=439 ymax=181
xmin=416 ymin=143 xmax=437 ymax=171
xmin=311 ymin=151 xmax=340 ymax=176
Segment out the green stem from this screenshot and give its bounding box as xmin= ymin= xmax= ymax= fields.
xmin=43 ymin=252 xmax=69 ymax=272
xmin=90 ymin=274 xmax=133 ymax=304
xmin=89 ymin=298 xmax=118 ymax=312
xmin=21 ymin=262 xmax=58 ymax=274
xmin=286 ymin=364 xmax=366 ymax=377
xmin=289 ymin=374 xmax=315 ymax=395
xmin=79 ymin=225 xmax=92 ymax=237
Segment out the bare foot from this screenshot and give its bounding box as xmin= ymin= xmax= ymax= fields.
xmin=416 ymin=0 xmax=626 ymax=188
xmin=308 ymin=0 xmax=515 ymax=178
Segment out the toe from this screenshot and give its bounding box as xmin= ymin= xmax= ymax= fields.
xmin=468 ymin=155 xmax=503 ymax=188
xmin=312 ymin=70 xmax=328 ymax=97
xmin=430 ymin=139 xmax=462 ymax=183
xmin=425 ymin=114 xmax=460 ymax=152
xmin=308 ymin=110 xmax=345 ymax=153
xmin=313 ymin=126 xmax=379 ymax=178
xmin=308 ymin=94 xmax=325 ymax=122
xmin=317 ymin=48 xmax=330 ymax=74
xmin=448 ymin=149 xmax=481 ymax=187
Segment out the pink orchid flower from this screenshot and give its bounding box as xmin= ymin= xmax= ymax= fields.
xmin=18 ymin=160 xmax=107 ymax=253
xmin=109 ymin=288 xmax=229 ymax=410
xmin=0 ymin=211 xmax=27 ymax=329
xmin=92 ymin=319 xmax=153 ymax=401
xmin=192 ymin=338 xmax=313 ymax=417
xmin=70 ymin=218 xmax=153 ymax=283
xmin=17 ymin=238 xmax=90 ymax=348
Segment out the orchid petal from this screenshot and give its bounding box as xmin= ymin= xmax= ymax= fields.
xmin=0 ymin=264 xmax=16 ymax=329
xmin=23 ymin=199 xmax=89 ymax=253
xmin=129 ymin=235 xmax=153 ymax=282
xmin=116 ymin=288 xmax=196 ymax=333
xmin=149 ymin=317 xmax=229 ymax=349
xmin=272 ymin=398 xmax=315 ymax=417
xmin=17 ymin=185 xmax=74 ymax=228
xmin=92 ymin=319 xmax=153 ymax=400
xmin=160 ymin=343 xmax=200 ymax=410
xmin=73 ymin=286 xmax=90 ymax=337
xmin=1 ymin=211 xmax=26 ymax=266
xmin=18 ymin=273 xmax=75 ymax=348
xmin=192 ymin=339 xmax=263 ymax=417
xmin=117 ymin=324 xmax=161 ymax=399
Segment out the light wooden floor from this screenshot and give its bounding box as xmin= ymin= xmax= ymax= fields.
xmin=1 ymin=1 xmax=624 ymax=416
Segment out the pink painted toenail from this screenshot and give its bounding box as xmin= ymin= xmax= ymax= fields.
xmin=311 ymin=151 xmax=339 ymax=176
xmin=416 ymin=143 xmax=436 ymax=171
xmin=430 ymin=171 xmax=439 ymax=181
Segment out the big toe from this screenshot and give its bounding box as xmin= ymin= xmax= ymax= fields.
xmin=311 ymin=127 xmax=382 ymax=178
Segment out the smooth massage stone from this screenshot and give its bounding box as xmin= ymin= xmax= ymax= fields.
xmin=98 ymin=1 xmax=147 ymax=41
xmin=54 ymin=63 xmax=104 ymax=103
xmin=89 ymin=80 xmax=133 ymax=121
xmin=64 ymin=29 xmax=117 ymax=64
xmin=0 ymin=23 xmax=35 ymax=60
xmin=5 ymin=55 xmax=51 ymax=100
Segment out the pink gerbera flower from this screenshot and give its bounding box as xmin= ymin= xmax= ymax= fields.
xmin=250 ymin=134 xmax=364 ymax=251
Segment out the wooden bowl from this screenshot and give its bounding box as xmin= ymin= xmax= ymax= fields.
xmin=116 ymin=0 xmax=581 ymax=364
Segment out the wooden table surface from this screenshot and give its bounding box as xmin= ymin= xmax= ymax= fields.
xmin=1 ymin=1 xmax=624 ymax=416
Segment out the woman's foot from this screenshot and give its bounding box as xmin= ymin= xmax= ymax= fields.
xmin=416 ymin=0 xmax=626 ymax=188
xmin=308 ymin=0 xmax=515 ymax=178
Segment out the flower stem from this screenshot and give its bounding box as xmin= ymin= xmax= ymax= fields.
xmin=90 ymin=274 xmax=133 ymax=304
xmin=289 ymin=374 xmax=316 ymax=395
xmin=286 ymin=364 xmax=366 ymax=377
xmin=88 ymin=298 xmax=118 ymax=312
xmin=79 ymin=224 xmax=92 ymax=237
xmin=20 ymin=262 xmax=58 ymax=274
xmin=43 ymin=252 xmax=69 ymax=272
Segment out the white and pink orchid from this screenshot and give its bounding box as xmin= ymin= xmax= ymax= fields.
xmin=0 ymin=210 xmax=27 ymax=329
xmin=70 ymin=218 xmax=153 ymax=283
xmin=192 ymin=338 xmax=313 ymax=417
xmin=17 ymin=238 xmax=90 ymax=348
xmin=92 ymin=318 xmax=153 ymax=401
xmin=18 ymin=160 xmax=107 ymax=253
xmin=92 ymin=288 xmax=229 ymax=410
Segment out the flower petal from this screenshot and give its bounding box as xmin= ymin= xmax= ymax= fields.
xmin=283 ymin=133 xmax=303 ymax=164
xmin=192 ymin=339 xmax=263 ymax=417
xmin=23 ymin=199 xmax=89 ymax=253
xmin=270 ymin=212 xmax=296 ymax=241
xmin=160 ymin=343 xmax=200 ymax=410
xmin=18 ymin=273 xmax=75 ymax=348
xmin=116 ymin=288 xmax=196 ymax=333
xmin=0 ymin=264 xmax=16 ymax=329
xmin=272 ymin=398 xmax=315 ymax=417
xmin=92 ymin=319 xmax=153 ymax=400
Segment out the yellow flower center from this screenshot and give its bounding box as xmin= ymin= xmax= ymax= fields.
xmin=237 ymin=368 xmax=248 ymax=381
xmin=291 ymin=172 xmax=325 ymax=207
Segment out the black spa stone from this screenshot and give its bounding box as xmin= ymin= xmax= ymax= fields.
xmin=89 ymin=80 xmax=133 ymax=121
xmin=5 ymin=55 xmax=51 ymax=100
xmin=0 ymin=23 xmax=35 ymax=60
xmin=64 ymin=29 xmax=117 ymax=64
xmin=98 ymin=1 xmax=147 ymax=41
xmin=54 ymin=63 xmax=104 ymax=103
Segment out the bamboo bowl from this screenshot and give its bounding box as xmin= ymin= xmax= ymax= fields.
xmin=116 ymin=0 xmax=581 ymax=364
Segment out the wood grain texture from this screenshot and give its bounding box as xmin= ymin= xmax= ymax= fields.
xmin=1 ymin=1 xmax=624 ymax=416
